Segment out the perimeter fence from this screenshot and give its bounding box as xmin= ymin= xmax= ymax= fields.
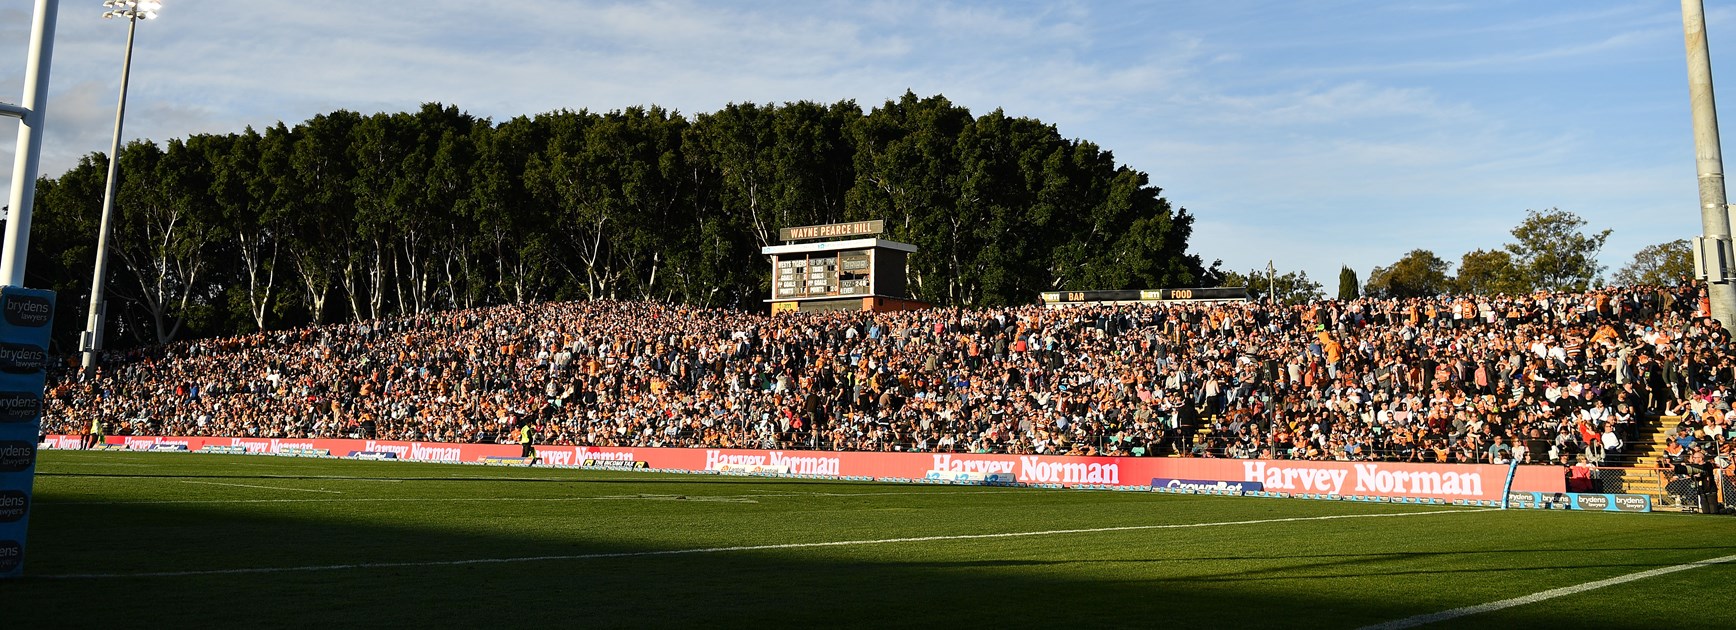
xmin=1591 ymin=466 xmax=1730 ymax=514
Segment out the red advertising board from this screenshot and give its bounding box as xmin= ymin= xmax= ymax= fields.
xmin=43 ymin=435 xmax=1565 ymax=502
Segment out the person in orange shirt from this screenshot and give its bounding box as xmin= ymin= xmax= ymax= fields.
xmin=1590 ymin=324 xmax=1619 ymax=348
xmin=1320 ymin=334 xmax=1343 ymax=379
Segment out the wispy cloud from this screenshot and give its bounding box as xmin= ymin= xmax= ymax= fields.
xmin=1304 ymin=28 xmax=1677 ymax=77
xmin=0 ymin=1 xmax=1720 ymax=288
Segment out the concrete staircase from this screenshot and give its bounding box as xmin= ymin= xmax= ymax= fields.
xmin=1603 ymin=415 xmax=1676 ymax=469
xmin=1598 ymin=415 xmax=1696 ymax=511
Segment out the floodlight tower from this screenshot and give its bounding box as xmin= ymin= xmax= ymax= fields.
xmin=1684 ymin=0 xmax=1736 ymax=331
xmin=0 ymin=0 xmax=61 ymax=584
xmin=81 ymin=0 xmax=162 ymax=378
xmin=1 ymin=0 xmax=59 ymax=287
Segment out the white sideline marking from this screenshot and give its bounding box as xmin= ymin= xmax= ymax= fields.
xmin=747 ymin=490 xmax=1023 ymax=498
xmin=618 ymin=495 xmax=759 ymax=503
xmin=40 ymin=509 xmax=1471 ymax=580
xmin=41 ymin=489 xmax=1021 ymax=506
xmin=1361 ymin=553 xmax=1736 ymax=629
xmin=179 ymin=480 xmax=343 ymax=495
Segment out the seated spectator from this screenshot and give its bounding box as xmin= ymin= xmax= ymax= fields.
xmin=35 ymin=284 xmax=1713 ymax=467
xmin=1567 ymin=456 xmax=1595 ymax=492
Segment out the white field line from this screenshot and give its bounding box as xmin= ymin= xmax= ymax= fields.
xmin=1361 ymin=552 xmax=1736 ymax=629
xmin=178 ymin=480 xmax=343 ymax=495
xmin=39 ymin=489 xmax=1025 ymax=506
xmin=53 ymin=494 xmax=757 ymax=506
xmin=39 ymin=509 xmax=1473 ymax=580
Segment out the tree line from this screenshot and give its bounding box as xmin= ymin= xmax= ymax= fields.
xmin=20 ymin=93 xmax=1210 ymax=352
xmin=1356 ymin=208 xmax=1695 ymax=300
xmin=1224 ymin=208 xmax=1689 ymax=304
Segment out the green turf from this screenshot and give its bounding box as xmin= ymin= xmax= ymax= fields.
xmin=6 ymin=451 xmax=1734 ymax=629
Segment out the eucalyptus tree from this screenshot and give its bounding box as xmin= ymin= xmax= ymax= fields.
xmin=523 ymin=108 xmax=605 ymax=298
xmin=951 ymin=108 xmax=1060 ymax=305
xmin=680 ymin=100 xmax=860 ymax=304
xmin=1453 ymin=249 xmax=1525 ymax=296
xmin=595 ymin=106 xmax=689 ymax=299
xmin=770 ymin=100 xmax=857 ymax=228
xmin=22 ymin=93 xmax=1216 ymax=347
xmin=109 ymin=136 xmax=223 ymax=344
xmin=285 ymin=109 xmax=361 ymax=323
xmin=465 ymin=115 xmax=554 ymax=305
xmin=420 ymin=105 xmax=482 ymax=310
xmin=212 ymin=125 xmax=288 ymax=331
xmin=1050 ymin=141 xmax=1204 ymax=295
xmin=1614 ymin=239 xmax=1692 ymax=287
xmin=1504 ymin=208 xmax=1610 ymax=293
xmin=848 ymin=92 xmax=973 ymax=304
xmin=1365 ymin=249 xmax=1453 ymax=298
xmin=347 ymin=111 xmax=412 ymax=320
xmin=688 ymin=102 xmax=780 ymax=250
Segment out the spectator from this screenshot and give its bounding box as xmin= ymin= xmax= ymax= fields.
xmin=35 ymin=284 xmax=1715 ymax=466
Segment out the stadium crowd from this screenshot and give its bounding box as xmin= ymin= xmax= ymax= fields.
xmin=37 ymin=284 xmax=1736 ymax=478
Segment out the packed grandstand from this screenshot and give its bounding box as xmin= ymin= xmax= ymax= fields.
xmin=37 ymin=284 xmax=1736 ymax=482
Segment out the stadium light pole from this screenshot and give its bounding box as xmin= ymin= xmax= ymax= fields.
xmin=1 ymin=0 xmax=59 ymax=288
xmin=1266 ymin=260 xmax=1275 ymax=305
xmin=1684 ymin=0 xmax=1736 ymax=331
xmin=80 ymin=0 xmax=162 ymax=379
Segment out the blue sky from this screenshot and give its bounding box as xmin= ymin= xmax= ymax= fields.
xmin=1 ymin=1 xmax=1731 ymax=290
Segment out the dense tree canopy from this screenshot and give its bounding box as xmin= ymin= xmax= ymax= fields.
xmin=1363 ymin=208 xmax=1619 ymax=299
xmin=1452 ymin=248 xmax=1526 ymax=296
xmin=1364 ymin=249 xmax=1452 ymax=299
xmin=26 ymin=94 xmax=1208 ymax=351
xmin=1505 ymin=207 xmax=1610 ymax=292
xmin=1613 ymin=239 xmax=1692 ymax=287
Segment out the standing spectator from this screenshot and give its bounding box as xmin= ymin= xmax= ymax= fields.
xmin=519 ymin=422 xmax=537 ymax=460
xmin=83 ymin=415 xmax=105 ymax=450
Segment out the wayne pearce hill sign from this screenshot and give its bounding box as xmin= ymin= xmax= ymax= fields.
xmin=778 ymin=220 xmax=885 ymax=242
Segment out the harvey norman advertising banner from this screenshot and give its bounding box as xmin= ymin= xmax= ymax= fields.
xmin=0 ymin=286 xmax=53 ymax=579
xmin=45 ymin=434 xmax=1565 ymax=502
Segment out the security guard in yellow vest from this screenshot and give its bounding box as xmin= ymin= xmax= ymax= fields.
xmin=519 ymin=423 xmax=536 ymax=460
xmin=86 ymin=417 xmax=106 ymax=450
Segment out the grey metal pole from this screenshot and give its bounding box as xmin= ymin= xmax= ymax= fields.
xmin=0 ymin=0 xmax=59 ymax=287
xmin=81 ymin=14 xmax=140 ymax=377
xmin=1684 ymin=0 xmax=1736 ymax=331
xmin=1267 ymin=260 xmax=1275 ymax=305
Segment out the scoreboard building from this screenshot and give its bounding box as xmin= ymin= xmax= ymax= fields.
xmin=763 ymin=220 xmax=927 ymax=314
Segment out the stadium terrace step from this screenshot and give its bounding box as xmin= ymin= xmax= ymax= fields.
xmin=1600 ymin=416 xmax=1675 ymax=468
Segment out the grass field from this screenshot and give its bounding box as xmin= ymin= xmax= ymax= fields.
xmin=7 ymin=450 xmax=1735 ymax=629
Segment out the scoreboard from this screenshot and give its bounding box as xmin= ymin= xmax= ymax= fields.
xmin=763 ymin=229 xmax=919 ymax=313
xmin=775 ymin=251 xmax=874 ymax=299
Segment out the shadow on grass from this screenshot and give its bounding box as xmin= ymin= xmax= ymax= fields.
xmin=11 ymin=456 xmax=1733 ymax=629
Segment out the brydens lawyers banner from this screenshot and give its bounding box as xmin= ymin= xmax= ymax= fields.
xmin=48 ymin=434 xmax=1565 ymax=501
xmin=0 ymin=287 xmax=54 ymax=579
